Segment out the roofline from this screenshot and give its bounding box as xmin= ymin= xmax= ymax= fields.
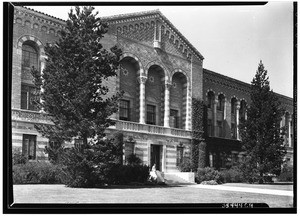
xmin=203 ymin=68 xmax=293 ymax=101
xmin=101 ymin=9 xmax=205 ymax=60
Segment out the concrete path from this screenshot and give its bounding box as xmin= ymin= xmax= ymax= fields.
xmin=189 ymin=184 xmax=293 ymax=196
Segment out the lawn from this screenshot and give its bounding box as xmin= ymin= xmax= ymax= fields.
xmin=13 ymin=184 xmax=293 ymax=208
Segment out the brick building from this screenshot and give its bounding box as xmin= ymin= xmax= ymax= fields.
xmin=11 ymin=6 xmax=294 ymax=176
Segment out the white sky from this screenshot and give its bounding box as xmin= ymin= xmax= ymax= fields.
xmin=25 ymin=2 xmax=294 ymax=98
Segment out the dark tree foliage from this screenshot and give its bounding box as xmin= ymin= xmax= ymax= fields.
xmin=239 ymin=61 xmax=286 ymax=182
xmin=60 ymin=132 xmax=124 ymax=187
xmin=31 ymin=6 xmax=122 ymax=146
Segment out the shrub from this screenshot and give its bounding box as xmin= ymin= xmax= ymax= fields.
xmin=12 ymin=148 xmax=27 ymax=165
xmin=278 ymin=165 xmax=293 ymax=182
xmin=220 ymin=166 xmax=245 ymax=183
xmin=178 ymin=157 xmax=192 ymax=172
xmin=13 ymin=161 xmax=63 ymax=184
xmin=59 ymin=133 xmax=124 ymax=188
xmin=196 ymin=167 xmax=222 ymax=184
xmin=110 ymin=164 xmax=150 ymax=185
xmin=126 ymin=154 xmax=142 ymax=165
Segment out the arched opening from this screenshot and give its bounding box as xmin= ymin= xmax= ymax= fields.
xmin=231 ymin=97 xmax=238 ymax=139
xmin=239 ymin=100 xmax=247 ymax=121
xmin=170 ymin=72 xmax=188 ymax=129
xmin=119 ymin=56 xmax=140 ymax=122
xmin=207 ymin=91 xmax=215 ymax=109
xmin=217 ymin=94 xmax=225 ymax=111
xmin=216 ymin=94 xmax=225 ymax=138
xmin=206 ymin=91 xmax=215 ymax=136
xmin=21 ymin=40 xmax=40 ymax=111
xmin=145 ymin=65 xmax=165 ymax=126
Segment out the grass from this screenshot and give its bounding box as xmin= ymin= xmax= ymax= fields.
xmin=13 ymin=184 xmax=293 ymax=208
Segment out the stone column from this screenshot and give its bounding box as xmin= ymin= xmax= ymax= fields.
xmin=164 ymin=82 xmax=172 ymax=127
xmin=138 ymin=76 xmax=147 ymax=124
xmin=185 ymin=84 xmax=191 ymax=130
xmin=213 ymin=98 xmax=218 ymax=137
xmin=236 ymin=101 xmax=241 ymax=140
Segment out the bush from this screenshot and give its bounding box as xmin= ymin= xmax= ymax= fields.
xmin=278 ymin=165 xmax=293 ymax=182
xmin=126 ymin=154 xmax=142 ymax=165
xmin=13 ymin=161 xmax=63 ymax=184
xmin=110 ymin=164 xmax=149 ymax=185
xmin=220 ymin=166 xmax=245 ymax=183
xmin=196 ymin=167 xmax=222 ymax=184
xmin=12 ymin=148 xmax=27 ymax=165
xmin=178 ymin=157 xmax=192 ymax=172
xmin=59 ymin=133 xmax=124 ymax=188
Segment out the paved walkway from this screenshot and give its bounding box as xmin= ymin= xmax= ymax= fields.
xmin=189 ymin=184 xmax=293 ymax=196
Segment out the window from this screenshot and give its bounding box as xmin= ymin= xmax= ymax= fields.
xmin=176 ymin=145 xmax=184 ymax=166
xmin=22 ymin=135 xmax=36 ymax=160
xmin=22 ymin=44 xmax=38 ymax=70
xmin=231 ymin=99 xmax=236 ymax=114
xmin=207 ymin=119 xmax=212 ymax=136
xmin=146 ymin=105 xmax=156 ymax=125
xmin=231 ymin=123 xmax=236 ymax=139
xmin=170 ymin=109 xmax=179 ymax=128
xmin=21 ymin=84 xmax=38 ymax=110
xmin=217 ymin=121 xmax=223 ymax=137
xmin=74 ymin=139 xmax=84 ymax=150
xmin=217 ymin=95 xmax=225 ymax=111
xmin=207 ymin=92 xmax=214 ymax=109
xmin=119 ymin=100 xmax=130 ymax=121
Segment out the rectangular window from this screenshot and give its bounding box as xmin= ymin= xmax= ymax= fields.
xmin=74 ymin=139 xmax=84 ymax=150
xmin=176 ymin=146 xmax=184 ymax=166
xmin=21 ymin=84 xmax=38 ymax=111
xmin=217 ymin=121 xmax=223 ymax=137
xmin=22 ymin=134 xmax=36 ymax=160
xmin=119 ymin=100 xmax=130 ymax=121
xmin=170 ymin=109 xmax=179 ymax=128
xmin=146 ymin=105 xmax=156 ymax=125
xmin=207 ymin=119 xmax=212 ymax=136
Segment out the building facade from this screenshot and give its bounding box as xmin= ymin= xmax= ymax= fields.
xmin=11 ymin=6 xmax=294 ymax=173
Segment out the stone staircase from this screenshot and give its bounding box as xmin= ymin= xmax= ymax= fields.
xmin=163 ymin=172 xmax=196 ymax=185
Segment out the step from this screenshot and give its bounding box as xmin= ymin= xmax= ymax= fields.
xmin=163 ymin=172 xmax=196 ymax=185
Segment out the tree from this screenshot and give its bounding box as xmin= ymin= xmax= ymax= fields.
xmin=239 ymin=60 xmax=286 ymax=183
xmin=31 ymin=6 xmax=122 ymax=146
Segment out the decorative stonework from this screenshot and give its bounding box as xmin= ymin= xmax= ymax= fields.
xmin=12 ymin=109 xmax=53 ymax=125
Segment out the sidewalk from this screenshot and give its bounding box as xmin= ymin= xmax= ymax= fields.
xmin=189 ymin=184 xmax=293 ymax=196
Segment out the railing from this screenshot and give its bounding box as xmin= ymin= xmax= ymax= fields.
xmin=11 ymin=108 xmax=53 ymax=124
xmin=114 ymin=120 xmax=192 ymax=138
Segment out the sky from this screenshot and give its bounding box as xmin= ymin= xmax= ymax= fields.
xmin=25 ymin=2 xmax=294 ymax=98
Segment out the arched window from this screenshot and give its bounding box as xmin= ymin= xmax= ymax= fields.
xmin=207 ymin=92 xmax=215 ymax=109
xmin=231 ymin=98 xmax=237 ymax=114
xmin=217 ymin=94 xmax=225 ymax=111
xmin=22 ymin=43 xmax=38 ymax=70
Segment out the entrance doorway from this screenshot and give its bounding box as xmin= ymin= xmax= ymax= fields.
xmin=151 ymin=144 xmax=161 ymax=171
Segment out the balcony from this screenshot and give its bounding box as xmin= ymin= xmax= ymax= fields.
xmin=113 ymin=120 xmax=192 ymax=138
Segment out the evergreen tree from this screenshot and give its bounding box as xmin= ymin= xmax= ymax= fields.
xmin=239 ymin=60 xmax=286 ymax=183
xmin=31 ymin=6 xmax=122 ymax=146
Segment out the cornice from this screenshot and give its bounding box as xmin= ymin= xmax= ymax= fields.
xmin=14 ymin=6 xmax=66 ymax=29
xmin=103 ymin=9 xmax=204 ymax=61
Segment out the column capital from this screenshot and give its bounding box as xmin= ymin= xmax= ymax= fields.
xmin=137 ymin=76 xmax=147 ymax=84
xmin=214 ymin=98 xmax=218 ymax=104
xmin=235 ymin=101 xmax=241 ymax=110
xmin=165 ymin=82 xmax=172 ymax=90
